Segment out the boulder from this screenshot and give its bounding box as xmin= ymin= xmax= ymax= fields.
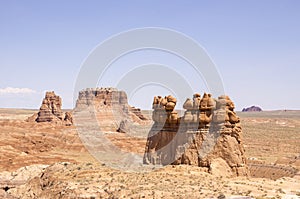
xmin=64 ymin=112 xmax=73 ymax=126
xmin=183 ymin=98 xmax=193 ymax=110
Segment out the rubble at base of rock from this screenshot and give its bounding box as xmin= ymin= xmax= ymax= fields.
xmin=144 ymin=93 xmax=249 ymax=177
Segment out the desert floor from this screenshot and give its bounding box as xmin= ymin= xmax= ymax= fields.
xmin=0 ymin=108 xmax=299 ymax=198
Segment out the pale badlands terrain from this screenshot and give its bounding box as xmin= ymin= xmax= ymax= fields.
xmin=0 ymin=108 xmax=299 ymax=199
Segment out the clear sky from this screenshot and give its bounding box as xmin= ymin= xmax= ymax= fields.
xmin=0 ymin=0 xmax=299 ymax=110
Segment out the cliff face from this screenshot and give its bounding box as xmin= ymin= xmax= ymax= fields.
xmin=74 ymin=88 xmax=148 ymax=132
xmin=75 ymin=88 xmax=128 ymax=111
xmin=144 ymin=93 xmax=249 ymax=177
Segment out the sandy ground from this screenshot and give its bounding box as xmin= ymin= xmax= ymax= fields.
xmin=0 ymin=108 xmax=299 ymax=198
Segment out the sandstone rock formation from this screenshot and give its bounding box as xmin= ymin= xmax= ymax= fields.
xmin=36 ymin=91 xmax=63 ymax=122
xmin=242 ymin=106 xmax=262 ymax=112
xmin=64 ymin=111 xmax=73 ymax=126
xmin=27 ymin=91 xmax=73 ymax=125
xmin=0 ymin=164 xmax=48 ymax=192
xmin=74 ymin=88 xmax=149 ymax=132
xmin=75 ymin=88 xmax=128 ymax=110
xmin=144 ymin=93 xmax=249 ymax=177
xmin=7 ymin=162 xmax=300 ymax=199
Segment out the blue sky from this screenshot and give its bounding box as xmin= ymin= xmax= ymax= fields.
xmin=0 ymin=0 xmax=299 ymax=110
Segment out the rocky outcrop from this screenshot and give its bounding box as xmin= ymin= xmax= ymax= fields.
xmin=36 ymin=91 xmax=63 ymax=122
xmin=242 ymin=106 xmax=262 ymax=112
xmin=75 ymin=88 xmax=128 ymax=110
xmin=144 ymin=93 xmax=249 ymax=177
xmin=74 ymin=88 xmax=149 ymax=132
xmin=27 ymin=91 xmax=73 ymax=126
xmin=64 ymin=112 xmax=73 ymax=126
xmin=0 ymin=164 xmax=48 ymax=191
xmin=5 ymin=162 xmax=300 ymax=199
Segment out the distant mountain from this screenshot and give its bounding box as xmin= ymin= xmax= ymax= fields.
xmin=242 ymin=106 xmax=262 ymax=112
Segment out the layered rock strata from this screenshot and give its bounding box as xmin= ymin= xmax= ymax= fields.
xmin=36 ymin=91 xmax=63 ymax=122
xmin=27 ymin=91 xmax=73 ymax=126
xmin=144 ymin=93 xmax=249 ymax=177
xmin=74 ymin=88 xmax=148 ymax=132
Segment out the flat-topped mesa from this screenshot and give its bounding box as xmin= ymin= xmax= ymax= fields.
xmin=74 ymin=87 xmax=149 ymax=132
xmin=144 ymin=93 xmax=249 ymax=177
xmin=242 ymin=105 xmax=263 ymax=112
xmin=75 ymin=87 xmax=128 ymax=110
xmin=28 ymin=91 xmax=73 ymax=126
